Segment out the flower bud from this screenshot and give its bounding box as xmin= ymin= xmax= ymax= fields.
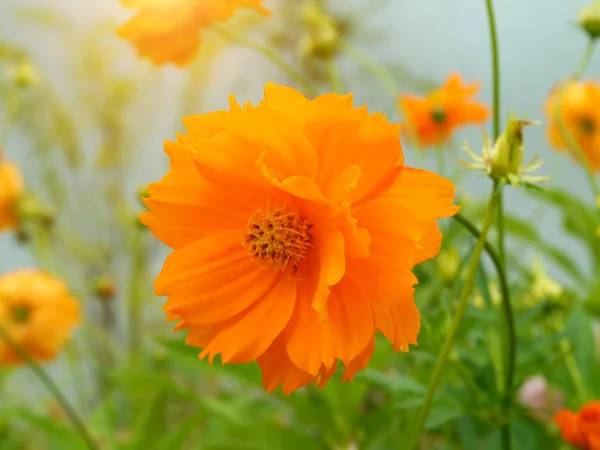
xmin=299 ymin=2 xmax=342 ymax=59
xmin=489 ymin=117 xmax=541 ymax=185
xmin=9 ymin=61 xmax=39 ymax=88
xmin=579 ymin=0 xmax=600 ymax=40
xmin=94 ymin=275 xmax=116 ymax=302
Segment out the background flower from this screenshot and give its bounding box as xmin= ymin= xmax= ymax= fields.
xmin=0 ymin=269 xmax=80 ymax=365
xmin=399 ymin=74 xmax=489 ymax=148
xmin=545 ymin=80 xmax=600 ymax=171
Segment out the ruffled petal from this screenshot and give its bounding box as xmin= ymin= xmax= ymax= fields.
xmin=197 ymin=276 xmax=296 ymax=364
xmin=141 ymin=141 xmax=257 ymax=248
xmin=304 ymin=93 xmax=402 ymax=203
xmin=378 ymin=167 xmax=459 ymax=220
xmin=342 ymin=333 xmax=375 ymax=382
xmin=285 ymin=273 xmax=374 ymax=375
xmin=373 ymin=295 xmax=420 ymax=352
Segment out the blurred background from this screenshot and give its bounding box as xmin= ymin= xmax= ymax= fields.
xmin=1 ymin=1 xmax=599 ymax=449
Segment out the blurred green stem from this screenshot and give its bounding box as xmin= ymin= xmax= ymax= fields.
xmin=342 ymin=43 xmax=398 ymax=98
xmin=551 ymin=315 xmax=588 ymax=403
xmin=454 ymin=211 xmax=516 ymax=440
xmin=326 ymin=57 xmax=343 ymax=94
xmin=128 ymin=226 xmax=147 ymax=362
xmin=406 ymin=184 xmax=500 ymax=450
xmin=212 ymin=25 xmax=319 ymax=98
xmin=0 ymin=325 xmax=99 ymax=450
xmin=554 ymin=39 xmax=600 ymax=199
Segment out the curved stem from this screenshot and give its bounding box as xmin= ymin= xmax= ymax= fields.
xmin=554 ymin=39 xmax=600 ymax=199
xmin=342 ymin=43 xmax=398 ymax=98
xmin=0 ymin=326 xmax=99 ymax=449
xmin=212 ymin=25 xmax=319 ymax=98
xmin=406 ymin=184 xmax=500 ymax=450
xmin=454 ymin=212 xmax=516 ymax=437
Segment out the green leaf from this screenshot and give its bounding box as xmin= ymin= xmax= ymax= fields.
xmin=13 ymin=410 xmax=88 ymax=450
xmin=353 ymin=369 xmax=426 ymax=396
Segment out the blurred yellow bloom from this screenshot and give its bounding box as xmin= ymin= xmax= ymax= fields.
xmin=0 ymin=152 xmax=24 ymax=232
xmin=472 ymin=281 xmax=501 ymax=309
xmin=0 ymin=270 xmax=80 ymax=365
xmin=117 ymin=0 xmax=269 ymax=66
xmin=545 ymin=80 xmax=600 ymax=171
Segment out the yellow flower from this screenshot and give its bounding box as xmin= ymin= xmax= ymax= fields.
xmin=0 ymin=270 xmax=80 ymax=365
xmin=117 ymin=0 xmax=269 ymax=66
xmin=0 ymin=151 xmax=24 ymax=232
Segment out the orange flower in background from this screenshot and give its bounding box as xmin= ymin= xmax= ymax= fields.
xmin=399 ymin=74 xmax=490 ymax=148
xmin=0 ymin=270 xmax=80 ymax=365
xmin=117 ymin=0 xmax=269 ymax=66
xmin=554 ymin=401 xmax=600 ymax=450
xmin=0 ymin=151 xmax=24 ymax=232
xmin=545 ymin=80 xmax=600 ymax=171
xmin=141 ymin=83 xmax=459 ymax=394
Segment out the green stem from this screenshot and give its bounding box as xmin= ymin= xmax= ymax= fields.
xmin=551 ymin=315 xmax=588 ymax=403
xmin=342 ymin=43 xmax=398 ymax=98
xmin=554 ymin=39 xmax=600 ymax=199
xmin=406 ymin=184 xmax=500 ymax=450
xmin=435 ymin=149 xmax=446 ymax=178
xmin=212 ymin=25 xmax=319 ymax=98
xmin=454 ymin=212 xmax=516 ymax=440
xmin=0 ymin=326 xmax=99 ymax=449
xmin=128 ymin=226 xmax=147 ymax=362
xmin=326 ymin=57 xmax=343 ymax=94
xmin=485 ymin=0 xmax=501 ymax=141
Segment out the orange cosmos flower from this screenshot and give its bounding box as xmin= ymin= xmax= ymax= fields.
xmin=399 ymin=74 xmax=490 ymax=148
xmin=117 ymin=0 xmax=269 ymax=66
xmin=141 ymin=83 xmax=459 ymax=394
xmin=0 ymin=270 xmax=80 ymax=365
xmin=0 ymin=151 xmax=24 ymax=232
xmin=554 ymin=401 xmax=600 ymax=450
xmin=545 ymin=80 xmax=600 ymax=171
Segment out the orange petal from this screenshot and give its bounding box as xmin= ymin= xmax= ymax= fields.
xmin=373 ymin=295 xmax=420 ymax=352
xmin=155 ymin=230 xmax=246 ymax=296
xmin=141 ymin=142 xmax=255 ymax=248
xmin=262 ymin=82 xmax=310 ymax=119
xmin=198 ymin=277 xmax=296 ymax=364
xmin=309 ymin=222 xmax=346 ymax=319
xmin=257 ymin=335 xmax=317 ymax=394
xmin=285 ymin=273 xmax=374 ymax=375
xmin=378 ymin=166 xmax=459 ymax=220
xmin=304 ymin=93 xmax=402 ymax=203
xmin=342 ymin=333 xmax=375 ymax=382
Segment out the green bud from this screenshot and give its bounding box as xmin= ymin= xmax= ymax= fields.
xmin=579 ymin=0 xmax=600 ymax=40
xmin=10 ymin=62 xmax=39 ymax=88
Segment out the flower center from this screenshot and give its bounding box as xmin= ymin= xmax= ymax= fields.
xmin=580 ymin=117 xmax=596 ymax=135
xmin=11 ymin=305 xmax=31 ymax=323
xmin=431 ymin=106 xmax=447 ymax=124
xmin=242 ymin=205 xmax=310 ymax=276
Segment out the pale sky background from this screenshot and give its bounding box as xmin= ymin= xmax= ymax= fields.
xmin=1 ymin=0 xmax=598 ymax=283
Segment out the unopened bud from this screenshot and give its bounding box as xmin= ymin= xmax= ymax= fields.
xmin=300 ymin=2 xmax=342 ymax=59
xmin=94 ymin=276 xmax=116 ymax=301
xmin=9 ymin=61 xmax=39 ymax=88
xmin=579 ymin=0 xmax=600 ymax=40
xmin=489 ymin=118 xmax=539 ymax=183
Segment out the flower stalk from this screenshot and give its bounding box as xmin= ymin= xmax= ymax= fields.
xmin=406 ymin=183 xmax=501 ymax=450
xmin=0 ymin=325 xmax=99 ymax=450
xmin=212 ymin=25 xmax=319 ymax=98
